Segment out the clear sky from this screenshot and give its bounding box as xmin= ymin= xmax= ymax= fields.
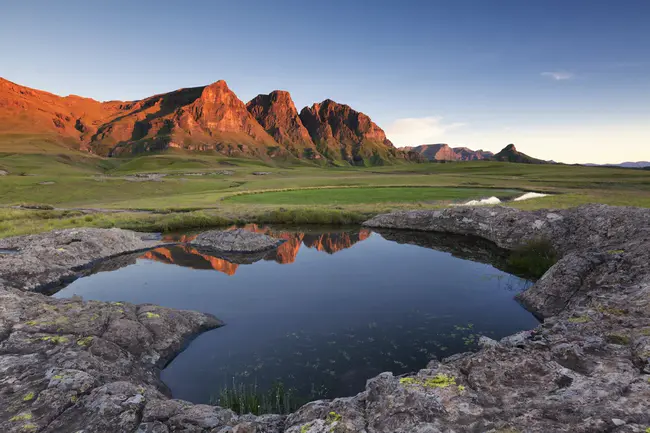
xmin=1 ymin=0 xmax=649 ymax=163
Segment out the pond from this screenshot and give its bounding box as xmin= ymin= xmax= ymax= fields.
xmin=53 ymin=226 xmax=538 ymax=407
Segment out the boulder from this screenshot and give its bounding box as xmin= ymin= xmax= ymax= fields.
xmin=191 ymin=228 xmax=284 ymax=253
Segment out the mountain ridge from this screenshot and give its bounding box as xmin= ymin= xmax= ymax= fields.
xmin=0 ymin=77 xmax=403 ymax=166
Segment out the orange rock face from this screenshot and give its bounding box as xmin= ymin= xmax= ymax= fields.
xmin=247 ymin=91 xmax=321 ymax=159
xmin=0 ymin=77 xmax=400 ymax=165
xmin=299 ymin=99 xmax=398 ymax=165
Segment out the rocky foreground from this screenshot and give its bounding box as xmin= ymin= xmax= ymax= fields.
xmin=0 ymin=205 xmax=649 ymax=432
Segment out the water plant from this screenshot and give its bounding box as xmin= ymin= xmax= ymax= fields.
xmin=507 ymin=238 xmax=558 ymax=279
xmin=214 ymin=380 xmax=299 ymax=415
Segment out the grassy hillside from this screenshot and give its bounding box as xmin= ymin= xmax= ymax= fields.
xmin=1 ymin=150 xmax=649 ymax=237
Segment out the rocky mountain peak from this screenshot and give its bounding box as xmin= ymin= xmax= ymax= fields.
xmin=246 ymin=90 xmax=318 ymax=158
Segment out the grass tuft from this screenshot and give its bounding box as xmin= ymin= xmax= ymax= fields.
xmin=214 ymin=380 xmax=299 ymax=415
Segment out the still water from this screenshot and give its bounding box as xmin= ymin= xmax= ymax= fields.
xmin=54 ymin=226 xmax=538 ymax=404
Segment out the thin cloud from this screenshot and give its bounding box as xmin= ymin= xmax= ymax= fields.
xmin=385 ymin=116 xmax=466 ymax=147
xmin=541 ymin=71 xmax=574 ymax=81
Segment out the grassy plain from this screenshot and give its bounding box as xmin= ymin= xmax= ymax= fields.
xmin=1 ymin=151 xmax=649 ymax=237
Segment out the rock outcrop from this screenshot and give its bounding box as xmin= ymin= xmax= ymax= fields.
xmin=299 ymin=100 xmax=398 ymax=165
xmin=0 ymin=228 xmax=162 ymax=292
xmin=191 ymin=228 xmax=284 ymax=253
xmin=362 ymin=204 xmax=650 ymax=432
xmin=2 ymin=206 xmax=650 ymax=432
xmin=493 ymin=143 xmax=547 ymax=164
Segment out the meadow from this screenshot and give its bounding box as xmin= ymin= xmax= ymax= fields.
xmin=1 ymin=150 xmax=649 ymax=237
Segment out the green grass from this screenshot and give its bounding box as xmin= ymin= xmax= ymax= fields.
xmin=1 ymin=150 xmax=650 ymax=237
xmin=226 ymin=186 xmax=521 ymax=205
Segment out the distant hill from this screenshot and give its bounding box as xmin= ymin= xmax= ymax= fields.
xmin=492 ymin=144 xmax=548 ymax=164
xmin=585 ymin=161 xmax=650 ymax=169
xmin=453 ymin=147 xmax=494 ymax=161
xmin=0 ymin=77 xmax=411 ymax=166
xmin=405 ymin=144 xmax=493 ymax=162
xmin=407 ymin=144 xmax=459 ymax=161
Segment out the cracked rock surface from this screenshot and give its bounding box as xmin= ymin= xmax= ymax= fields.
xmin=0 ymin=228 xmax=161 ymax=292
xmin=1 ymin=206 xmax=650 ymax=432
xmin=191 ymin=228 xmax=284 ymax=253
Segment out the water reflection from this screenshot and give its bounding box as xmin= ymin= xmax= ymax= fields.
xmin=139 ymin=225 xmax=373 ymax=275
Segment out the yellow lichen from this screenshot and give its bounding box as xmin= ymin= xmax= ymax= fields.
xmin=10 ymin=413 xmax=33 ymax=422
xmin=70 ymin=395 xmax=78 ymax=403
xmin=52 ymin=374 xmax=64 ymax=380
xmin=21 ymin=424 xmax=38 ymax=432
xmin=40 ymin=336 xmax=68 ymax=344
xmin=25 ymin=320 xmax=38 ymax=326
xmin=300 ymin=423 xmax=311 ymax=433
xmin=22 ymin=392 xmax=34 ymax=402
xmin=144 ymin=312 xmax=161 ymax=319
xmin=568 ymin=316 xmax=590 ymax=324
xmin=76 ymin=336 xmax=94 ymax=347
xmin=400 ymin=374 xmax=463 ymax=390
xmin=594 ymin=304 xmax=626 ymax=316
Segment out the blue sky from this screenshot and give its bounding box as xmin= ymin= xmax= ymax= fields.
xmin=1 ymin=0 xmax=649 ymax=163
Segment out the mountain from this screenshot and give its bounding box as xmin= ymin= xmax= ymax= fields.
xmin=407 ymin=144 xmax=460 ymax=161
xmin=0 ymin=77 xmax=399 ymax=165
xmin=619 ymin=161 xmax=650 ymax=168
xmin=246 ymin=90 xmax=322 ymax=160
xmin=492 ymin=144 xmax=547 ymax=164
xmin=453 ymin=147 xmax=494 ymax=161
xmin=299 ymin=99 xmax=400 ymax=166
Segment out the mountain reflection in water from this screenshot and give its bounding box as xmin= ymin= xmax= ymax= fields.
xmin=139 ymin=225 xmax=372 ymax=276
xmin=54 ymin=226 xmax=538 ymax=405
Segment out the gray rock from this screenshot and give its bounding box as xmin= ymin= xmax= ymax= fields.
xmin=0 ymin=228 xmax=161 ymax=291
xmin=191 ymin=229 xmax=284 ymax=253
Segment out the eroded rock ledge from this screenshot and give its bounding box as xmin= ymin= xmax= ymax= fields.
xmin=1 ymin=206 xmax=649 ymax=432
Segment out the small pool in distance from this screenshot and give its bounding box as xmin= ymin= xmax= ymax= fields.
xmin=53 ymin=226 xmax=538 ymax=405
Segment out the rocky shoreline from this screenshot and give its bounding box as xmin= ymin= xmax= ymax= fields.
xmin=0 ymin=205 xmax=649 ymax=432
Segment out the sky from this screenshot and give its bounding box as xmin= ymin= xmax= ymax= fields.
xmin=1 ymin=0 xmax=649 ymax=164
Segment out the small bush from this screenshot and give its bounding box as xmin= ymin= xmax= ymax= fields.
xmin=507 ymin=238 xmax=558 ymax=279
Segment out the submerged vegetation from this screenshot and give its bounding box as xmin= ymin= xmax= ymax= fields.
xmin=507 ymin=238 xmax=558 ymax=279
